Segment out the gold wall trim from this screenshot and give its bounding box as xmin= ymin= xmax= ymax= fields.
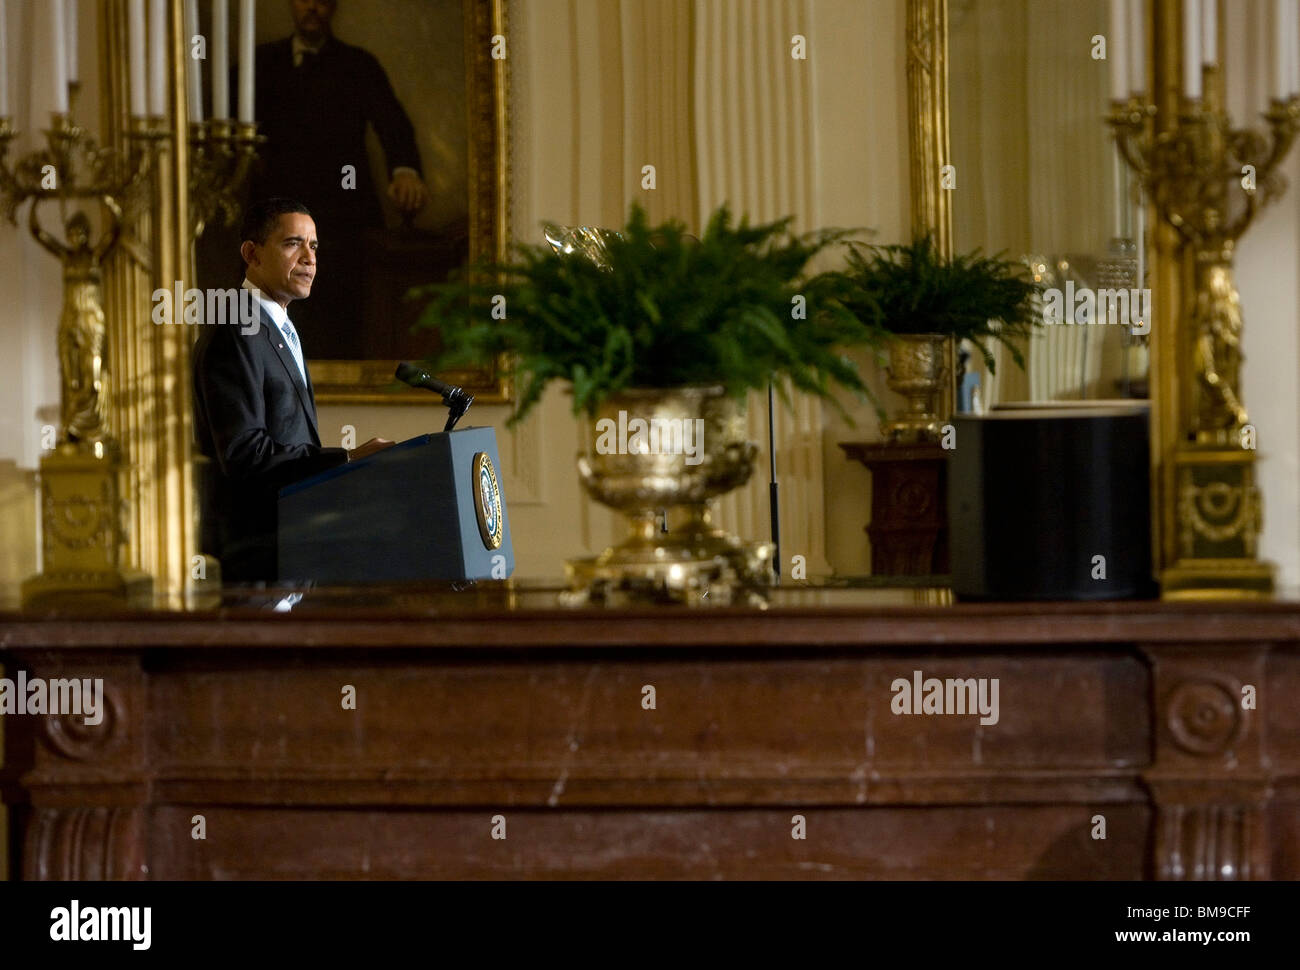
xmin=99 ymin=0 xmax=195 ymax=598
xmin=905 ymin=0 xmax=955 ymax=416
xmin=1150 ymin=0 xmax=1183 ymax=586
xmin=906 ymin=0 xmax=952 ymax=256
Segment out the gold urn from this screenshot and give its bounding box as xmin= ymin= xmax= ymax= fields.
xmin=881 ymin=333 xmax=948 ymax=443
xmin=564 ymin=385 xmax=773 ymax=605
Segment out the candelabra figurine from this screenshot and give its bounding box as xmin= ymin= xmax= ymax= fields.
xmin=0 ymin=108 xmax=164 ymax=604
xmin=29 ymin=199 xmax=120 ymax=447
xmin=1109 ymin=63 xmax=1298 ymax=597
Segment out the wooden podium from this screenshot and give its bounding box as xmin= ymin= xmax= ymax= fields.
xmin=277 ymin=427 xmax=514 ymax=583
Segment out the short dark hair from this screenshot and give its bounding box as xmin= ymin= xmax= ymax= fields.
xmin=240 ymin=198 xmax=313 ymax=246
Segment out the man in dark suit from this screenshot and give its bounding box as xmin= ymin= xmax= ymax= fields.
xmin=193 ymin=198 xmax=395 ymax=582
xmin=249 ymin=0 xmax=429 ymax=358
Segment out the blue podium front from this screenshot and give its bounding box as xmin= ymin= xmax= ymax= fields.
xmin=277 ymin=427 xmax=514 ymax=583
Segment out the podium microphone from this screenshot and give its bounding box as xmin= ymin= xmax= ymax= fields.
xmin=395 ymin=362 xmax=474 ymax=432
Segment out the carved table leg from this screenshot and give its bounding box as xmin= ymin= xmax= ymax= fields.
xmin=24 ymin=806 xmax=147 ymax=880
xmin=11 ymin=649 xmax=150 ymax=880
xmin=1140 ymin=644 xmax=1271 ymax=880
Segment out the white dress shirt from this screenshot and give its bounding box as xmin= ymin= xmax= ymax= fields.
xmin=242 ymin=278 xmax=307 ymax=387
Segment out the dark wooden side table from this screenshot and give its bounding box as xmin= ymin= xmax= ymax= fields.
xmin=839 ymin=442 xmax=949 ymax=576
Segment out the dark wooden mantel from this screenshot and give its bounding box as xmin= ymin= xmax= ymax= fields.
xmin=2 ymin=583 xmax=1298 ymax=880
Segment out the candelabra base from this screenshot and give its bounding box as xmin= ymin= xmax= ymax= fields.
xmin=1161 ymin=559 xmax=1275 ymax=600
xmin=22 ymin=568 xmax=154 ymax=609
xmin=20 ymin=446 xmax=154 ymax=608
xmin=1161 ymin=449 xmax=1274 ymax=600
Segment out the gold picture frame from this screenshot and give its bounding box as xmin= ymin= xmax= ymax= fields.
xmin=310 ymin=0 xmax=510 ymax=405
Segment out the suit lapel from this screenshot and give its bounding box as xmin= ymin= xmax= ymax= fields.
xmin=260 ymin=305 xmax=320 ymax=442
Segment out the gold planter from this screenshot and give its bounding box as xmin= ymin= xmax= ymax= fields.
xmin=881 ymin=333 xmax=948 ymax=443
xmin=564 ymin=385 xmax=773 ymax=605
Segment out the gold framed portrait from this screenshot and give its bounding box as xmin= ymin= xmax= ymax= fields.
xmin=193 ymin=0 xmax=510 ymax=405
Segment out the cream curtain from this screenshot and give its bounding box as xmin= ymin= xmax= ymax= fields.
xmin=692 ymin=0 xmax=829 ymax=573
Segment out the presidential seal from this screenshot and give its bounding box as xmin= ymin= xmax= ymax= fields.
xmin=472 ymin=452 xmax=503 ymax=550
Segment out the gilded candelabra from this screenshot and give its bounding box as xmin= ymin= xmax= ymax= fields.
xmin=1109 ymin=68 xmax=1299 ymax=596
xmin=188 ymin=119 xmax=262 ymax=238
xmin=0 ymin=106 xmax=165 ymax=604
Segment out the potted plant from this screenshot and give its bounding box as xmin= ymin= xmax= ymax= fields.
xmin=828 ymin=234 xmax=1043 ymax=441
xmin=410 ymin=203 xmax=886 ymax=598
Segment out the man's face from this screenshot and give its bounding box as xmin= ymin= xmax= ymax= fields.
xmin=290 ymin=0 xmax=335 ymax=42
xmin=242 ymin=213 xmax=318 ymax=308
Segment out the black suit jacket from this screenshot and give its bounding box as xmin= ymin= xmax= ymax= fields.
xmin=193 ymin=300 xmax=348 ymax=581
xmin=249 ymin=36 xmax=423 ymax=231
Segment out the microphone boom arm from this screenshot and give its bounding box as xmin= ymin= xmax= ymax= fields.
xmin=395 ymin=362 xmax=474 ymax=431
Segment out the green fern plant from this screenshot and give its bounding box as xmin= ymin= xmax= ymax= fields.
xmin=410 ymin=203 xmax=888 ymax=425
xmin=828 ymin=234 xmax=1043 ymax=373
